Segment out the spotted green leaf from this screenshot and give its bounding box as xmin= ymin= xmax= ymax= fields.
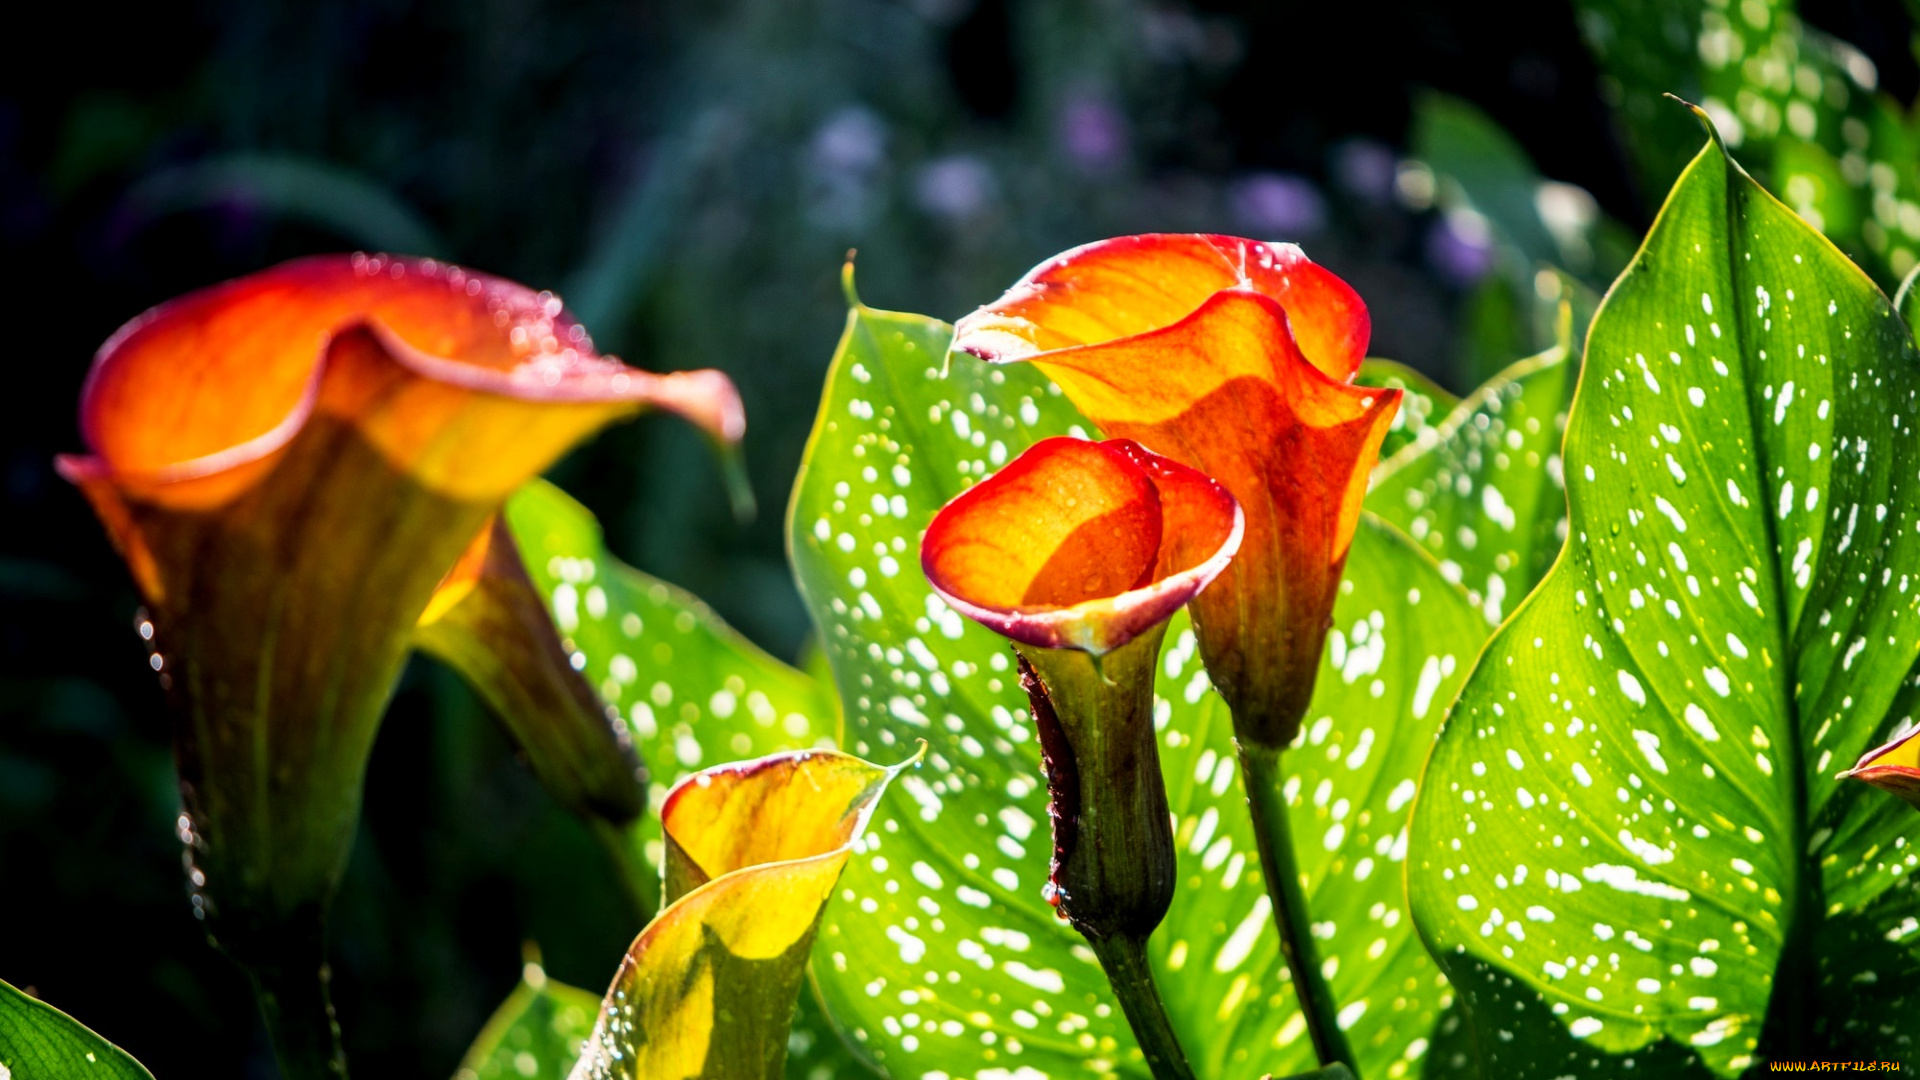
xmin=1154 ymin=518 xmax=1486 ymax=1080
xmin=0 ymin=979 xmax=154 ymax=1080
xmin=1409 ymin=128 xmax=1920 ymax=1077
xmin=496 ymin=479 xmax=856 ymax=1077
xmin=501 ymin=479 xmax=838 ymax=816
xmin=455 ymin=959 xmax=601 ymax=1080
xmin=1369 ymin=336 xmax=1578 ymax=626
xmin=1576 ymin=0 xmax=1920 ymax=287
xmin=1357 ymin=360 xmax=1460 ymax=462
xmin=788 ymin=296 xmax=1488 ymax=1079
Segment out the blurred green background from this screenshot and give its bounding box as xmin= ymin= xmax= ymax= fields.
xmin=2 ymin=0 xmax=1915 ymax=1075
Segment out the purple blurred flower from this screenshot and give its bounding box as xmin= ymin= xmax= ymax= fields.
xmin=1332 ymin=139 xmax=1397 ymax=205
xmin=1229 ymin=172 xmax=1326 ymax=236
xmin=914 ymin=155 xmax=997 ymax=222
xmin=1426 ymin=208 xmax=1496 ymax=285
xmin=811 ymin=106 xmax=887 ymax=174
xmin=1058 ymin=94 xmax=1129 ymax=174
xmin=807 ymin=106 xmax=889 ymax=230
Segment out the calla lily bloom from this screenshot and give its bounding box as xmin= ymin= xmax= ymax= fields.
xmin=952 ymin=234 xmax=1399 ymax=749
xmin=57 ymin=254 xmax=741 ymax=1075
xmin=1841 ymin=725 xmax=1920 ymax=811
xmin=923 ymin=436 xmax=1240 ymax=1080
xmin=570 ymin=747 xmax=917 ymax=1080
xmin=922 ymin=435 xmax=1243 ymax=657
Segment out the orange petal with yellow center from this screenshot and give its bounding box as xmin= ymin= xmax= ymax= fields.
xmin=921 ymin=437 xmax=1242 ymax=655
xmin=951 ymin=233 xmax=1369 ymax=381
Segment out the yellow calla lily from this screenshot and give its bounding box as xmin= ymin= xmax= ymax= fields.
xmin=570 ymin=747 xmax=919 ymax=1080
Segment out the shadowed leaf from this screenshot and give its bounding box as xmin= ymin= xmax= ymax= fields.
xmin=455 ymin=959 xmax=601 ymax=1080
xmin=1369 ymin=332 xmax=1579 ymax=626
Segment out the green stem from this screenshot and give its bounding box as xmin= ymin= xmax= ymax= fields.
xmin=246 ymin=945 xmax=348 ymax=1080
xmin=1086 ymin=934 xmax=1197 ymax=1080
xmin=1237 ymin=740 xmax=1356 ymax=1073
xmin=591 ymin=817 xmax=660 ymax=926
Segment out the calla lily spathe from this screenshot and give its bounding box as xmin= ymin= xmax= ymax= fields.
xmin=952 ymin=234 xmax=1399 ymax=748
xmin=920 ymin=436 xmax=1239 ymax=1080
xmin=58 ymin=254 xmax=742 ymax=1069
xmin=1841 ymin=724 xmax=1920 ymax=811
xmin=921 ymin=435 xmax=1243 ymax=656
xmin=571 ymin=747 xmax=916 ymax=1080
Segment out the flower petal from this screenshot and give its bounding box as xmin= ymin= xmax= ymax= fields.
xmin=922 ymin=436 xmax=1241 ymax=654
xmin=952 ymin=233 xmax=1369 ymax=380
xmin=64 ymin=254 xmax=742 ymax=509
xmin=54 ymin=256 xmax=745 ymax=969
xmin=1841 ymin=725 xmax=1920 ymax=811
xmin=1006 ymin=289 xmax=1399 ymax=742
xmin=660 ymin=748 xmax=910 ymax=902
xmin=570 ymin=749 xmax=916 ymax=1080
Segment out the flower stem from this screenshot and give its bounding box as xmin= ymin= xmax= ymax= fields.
xmin=1237 ymin=740 xmax=1356 ymax=1073
xmin=246 ymin=942 xmax=349 ymax=1080
xmin=1086 ymin=933 xmax=1197 ymax=1080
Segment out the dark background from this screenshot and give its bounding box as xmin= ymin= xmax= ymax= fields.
xmin=1 ymin=1 xmax=1912 ymax=1076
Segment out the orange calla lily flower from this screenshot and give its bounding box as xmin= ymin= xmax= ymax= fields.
xmin=1841 ymin=725 xmax=1920 ymax=811
xmin=921 ymin=435 xmax=1243 ymax=656
xmin=920 ymin=436 xmax=1239 ymax=1080
xmin=56 ymin=254 xmax=741 ymax=1071
xmin=952 ymin=234 xmax=1399 ymax=748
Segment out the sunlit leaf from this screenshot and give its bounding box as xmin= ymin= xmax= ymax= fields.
xmin=1409 ymin=128 xmax=1920 ymax=1076
xmin=1369 ymin=336 xmax=1578 ymax=626
xmin=0 ymin=979 xmax=154 ymax=1080
xmin=493 ymin=478 xmax=859 ymax=1076
xmin=569 ymin=749 xmax=913 ymax=1080
xmin=1357 ymin=359 xmax=1459 ymax=462
xmin=788 ymin=296 xmax=1487 ymax=1078
xmin=500 ymin=479 xmax=839 ymax=822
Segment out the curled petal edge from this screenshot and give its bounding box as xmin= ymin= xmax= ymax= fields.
xmin=570 ymin=746 xmax=922 ymax=1080
xmin=950 ymin=233 xmax=1370 ymax=382
xmin=56 ymin=317 xmax=742 ymax=509
xmin=927 ymin=497 xmax=1244 ymax=656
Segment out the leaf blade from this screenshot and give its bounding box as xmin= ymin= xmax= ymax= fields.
xmin=1409 ymin=127 xmax=1920 ymax=1076
xmin=0 ymin=980 xmax=155 ymax=1080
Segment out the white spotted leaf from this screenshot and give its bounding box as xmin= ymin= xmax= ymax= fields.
xmin=1370 ymin=336 xmax=1578 ymax=627
xmin=494 ymin=479 xmax=871 ymax=1080
xmin=1408 ymin=127 xmax=1920 ymax=1078
xmin=790 ymin=296 xmax=1488 ymax=1079
xmin=502 ymin=479 xmax=838 ymax=803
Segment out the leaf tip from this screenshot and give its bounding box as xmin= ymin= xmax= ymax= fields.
xmin=1666 ymin=93 xmax=1731 ymax=155
xmin=841 ymin=251 xmax=863 ymax=310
